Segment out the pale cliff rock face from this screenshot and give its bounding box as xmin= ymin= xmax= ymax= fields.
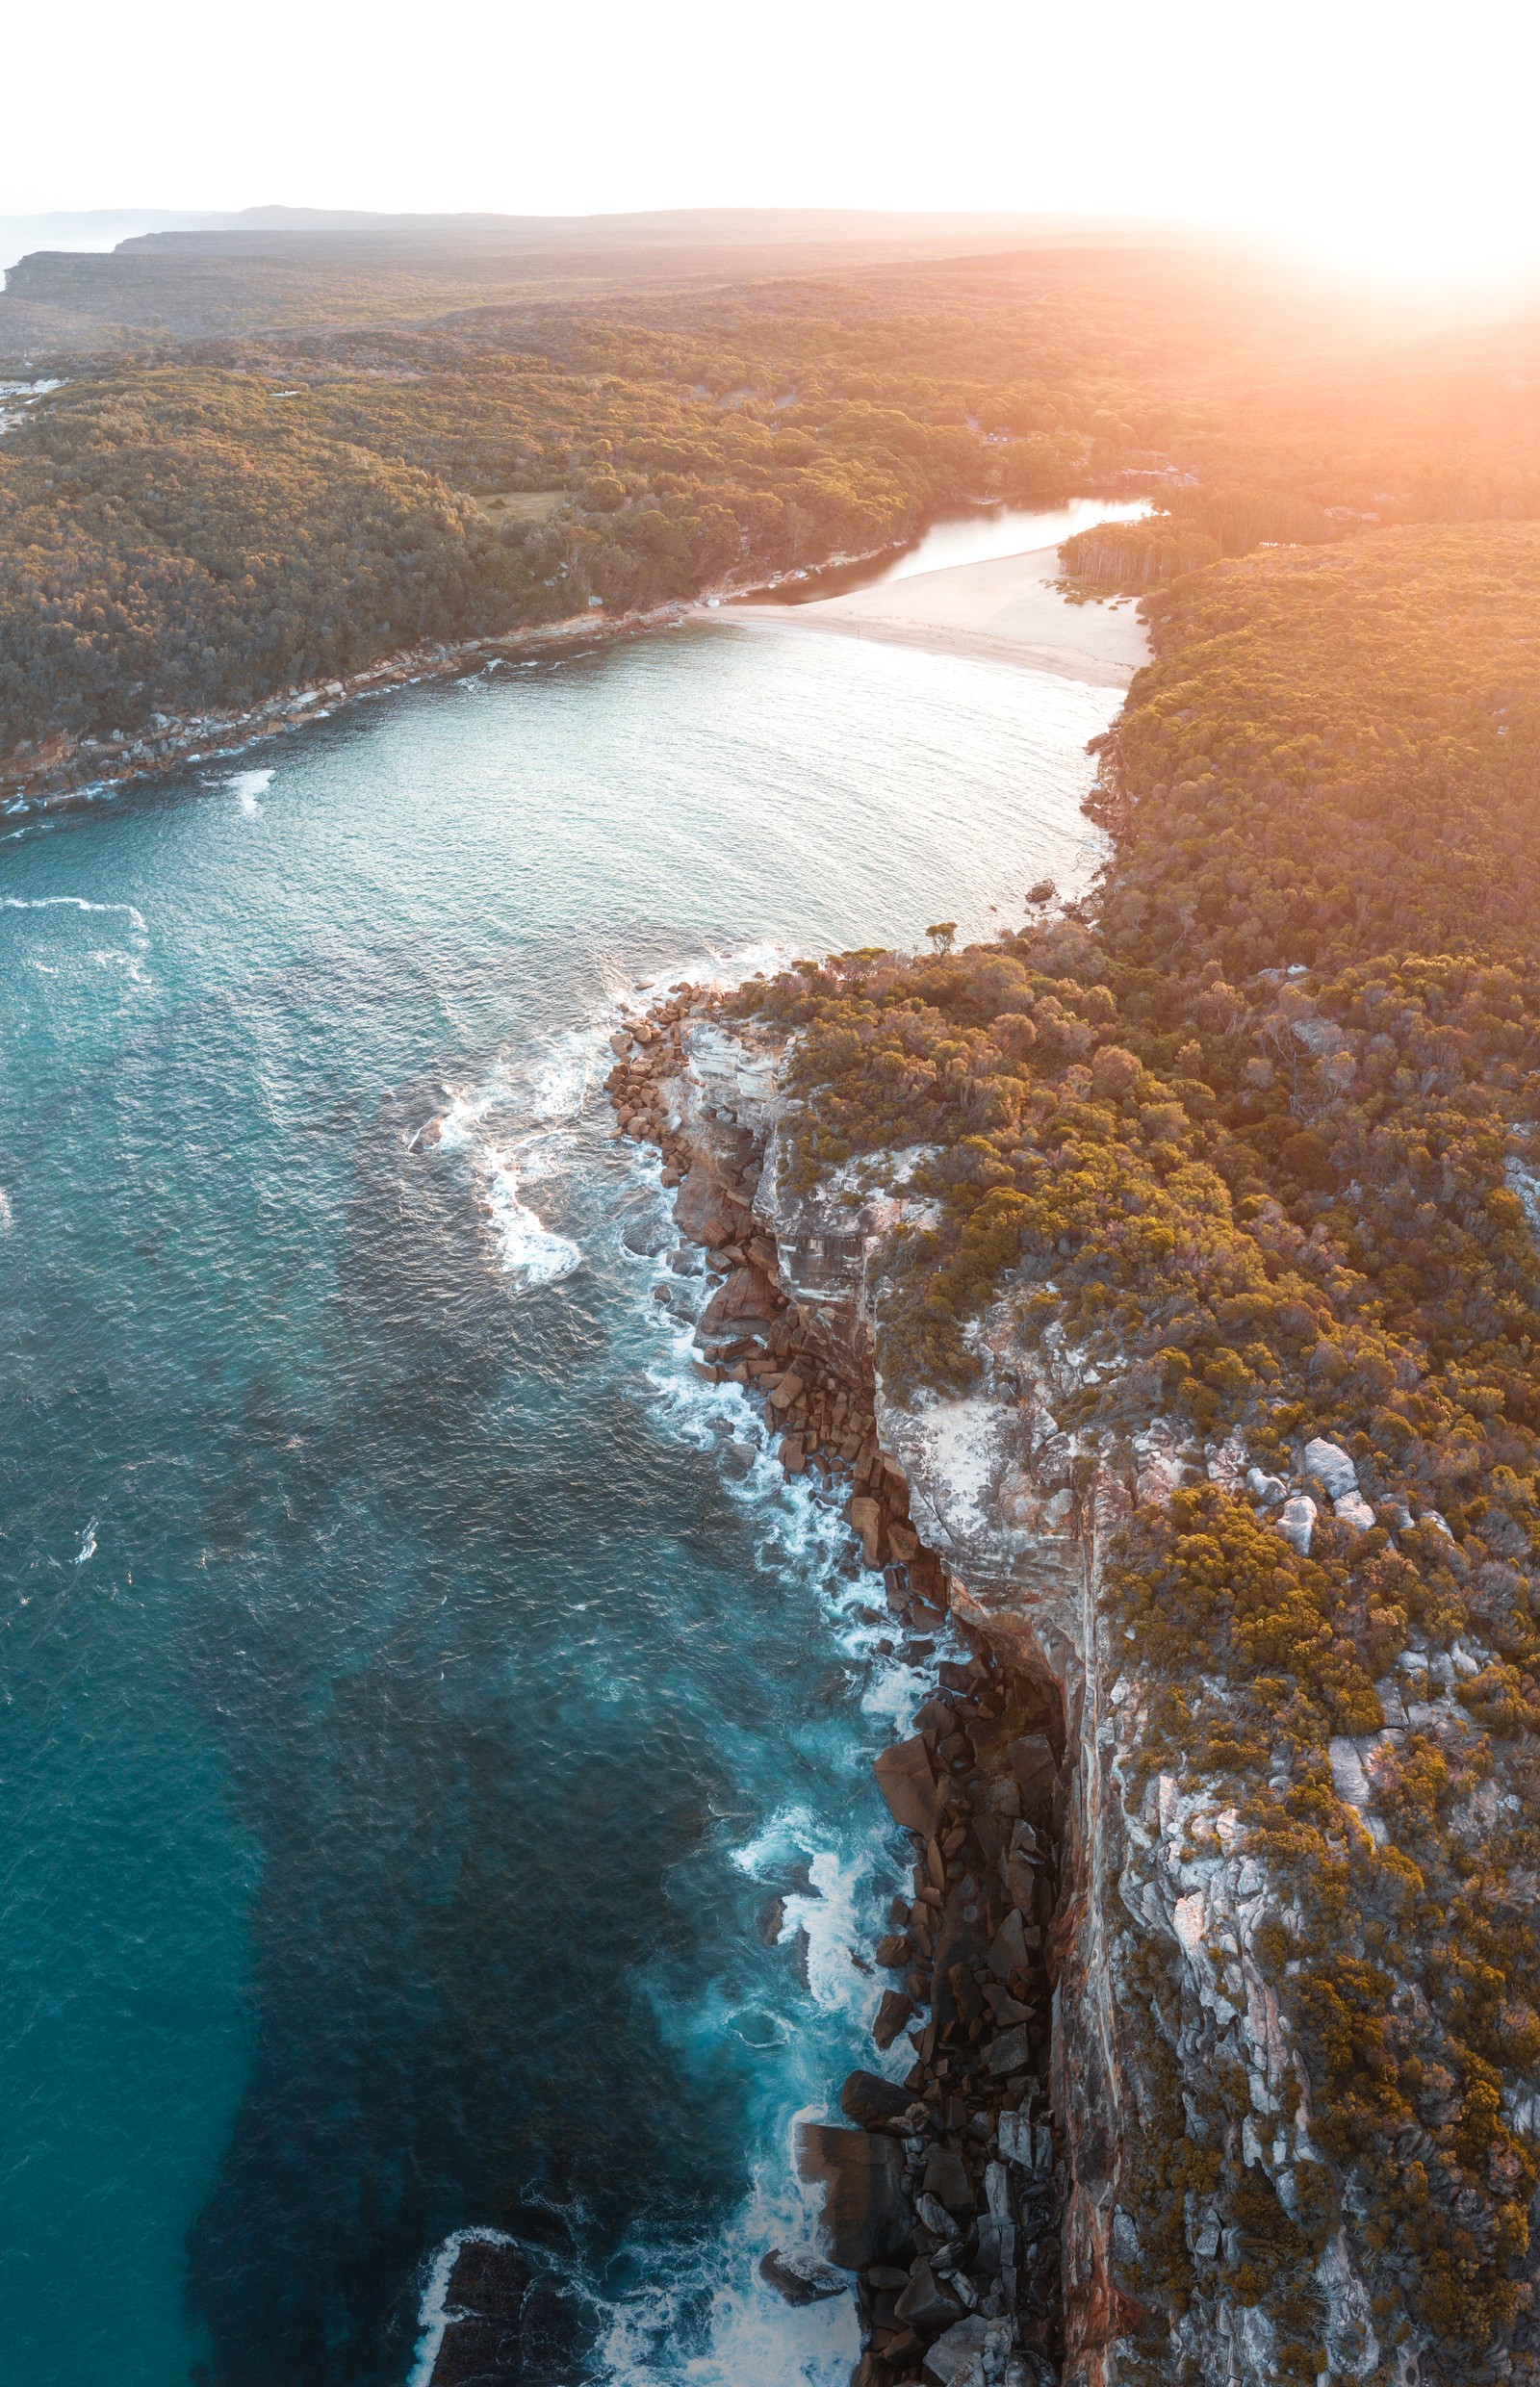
xmin=668 ymin=1013 xmax=1416 ymax=2387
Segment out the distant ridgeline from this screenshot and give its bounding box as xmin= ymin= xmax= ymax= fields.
xmin=3 ymin=227 xmax=1540 ymax=761
xmin=733 ymin=523 xmax=1540 ymax=2382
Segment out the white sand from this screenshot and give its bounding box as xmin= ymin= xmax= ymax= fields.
xmin=717 ymin=545 xmax=1147 ymax=687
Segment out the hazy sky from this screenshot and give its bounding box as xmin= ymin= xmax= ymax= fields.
xmin=7 ymin=0 xmax=1537 ymax=282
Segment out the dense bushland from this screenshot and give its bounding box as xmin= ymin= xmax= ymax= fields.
xmin=0 ymin=268 xmax=1121 ymax=754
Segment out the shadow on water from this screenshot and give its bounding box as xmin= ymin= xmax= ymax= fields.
xmin=179 ymin=1065 xmax=843 ymax=2383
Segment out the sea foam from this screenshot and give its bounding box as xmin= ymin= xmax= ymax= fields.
xmin=566 ymin=1042 xmax=961 ymax=2387
xmin=227 ymin=768 xmax=273 ymax=817
xmin=405 ymin=2228 xmax=520 ymax=2387
xmin=431 ymin=1027 xmax=602 ymax=1292
xmin=408 ymin=946 xmax=955 ymax=2384
xmin=2 ymin=894 xmax=148 ymax=937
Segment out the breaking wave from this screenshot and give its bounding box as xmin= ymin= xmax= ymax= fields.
xmin=405 ymin=2229 xmax=521 ymax=2387
xmin=2 ymin=894 xmax=148 ymax=937
xmin=428 ymin=1030 xmax=602 ymax=1292
xmin=566 ymin=1052 xmax=950 ymax=2381
xmin=227 ymin=768 xmax=273 ymax=817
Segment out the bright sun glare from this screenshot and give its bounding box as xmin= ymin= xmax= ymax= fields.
xmin=2 ymin=0 xmax=1538 ymax=306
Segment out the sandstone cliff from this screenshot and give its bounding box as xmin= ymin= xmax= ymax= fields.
xmin=654 ymin=997 xmax=1540 ymax=2387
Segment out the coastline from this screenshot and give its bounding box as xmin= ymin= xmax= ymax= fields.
xmin=0 ymin=595 xmax=704 ymax=826
xmin=0 ymin=526 xmax=1140 ymax=830
xmin=0 ymin=525 xmax=927 ymax=825
xmin=623 ymin=985 xmax=1067 ymax=2387
xmin=422 ymin=983 xmax=1067 ymax=2387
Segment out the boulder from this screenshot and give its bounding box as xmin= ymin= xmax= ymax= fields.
xmin=874 ymin=1735 xmax=942 ymax=1836
xmin=921 ymin=2143 xmax=974 ymax=2215
xmin=908 ymin=1550 xmax=949 ymax=1617
xmin=1335 ymin=1490 xmax=1376 ymax=1532
xmin=1275 ymin=1493 xmax=1318 ymax=1556
xmin=769 ymin=1373 xmax=805 ymax=1412
xmin=922 ymin=2314 xmax=991 ymax=2387
xmin=698 ymin=1265 xmax=778 ymax=1337
xmin=849 ymin=1494 xmax=885 ymax=1568
xmin=1008 ymin=1733 xmax=1058 ymax=1823
xmin=873 ymin=1989 xmax=914 ymax=2051
xmin=996 ymin=2111 xmax=1033 ymax=2167
xmin=426 ymin=2238 xmax=564 ymax=2384
xmin=674 ymin=1162 xmax=736 ymax=1247
xmin=1003 ymin=1848 xmax=1038 ymax=1917
xmin=894 ymin=2258 xmax=963 ymax=2332
xmin=1303 ymin=1437 xmax=1358 ymax=1501
xmin=988 ymin=1911 xmax=1030 ymax=1982
xmin=997 ymin=2113 xmax=1054 ymax=2177
xmin=984 ymin=2023 xmax=1034 ymax=2077
xmin=839 ymin=2068 xmax=912 ymax=2129
xmin=1245 ymin=1466 xmax=1287 ymax=1505
xmin=972 ymin=2212 xmax=1015 ymax=2278
xmin=796 ymin=2122 xmax=910 ymax=2269
xmin=757 ymin=2246 xmax=848 ymax=2305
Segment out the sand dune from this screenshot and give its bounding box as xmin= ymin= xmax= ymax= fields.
xmin=719 ymin=544 xmax=1148 ymax=686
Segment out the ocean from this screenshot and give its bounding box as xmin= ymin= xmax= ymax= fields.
xmin=0 ymin=556 xmax=1123 ymax=2386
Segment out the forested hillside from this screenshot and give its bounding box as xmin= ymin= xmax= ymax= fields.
xmin=5 ymin=234 xmax=1540 ymax=771
xmin=0 ymin=279 xmax=1096 ymax=759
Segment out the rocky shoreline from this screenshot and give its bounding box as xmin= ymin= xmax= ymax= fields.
xmin=426 ymin=961 xmax=1421 ymax=2387
xmin=0 ymin=536 xmax=917 ymax=824
xmin=419 ymin=969 xmax=1075 ymax=2387
xmin=603 ymin=984 xmax=1071 ymax=2387
xmin=0 ymin=599 xmax=698 ymax=822
xmin=425 ymin=955 xmax=1462 ymax=2387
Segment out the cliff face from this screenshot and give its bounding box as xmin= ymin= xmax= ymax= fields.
xmin=665 ymin=1008 xmax=1475 ymax=2387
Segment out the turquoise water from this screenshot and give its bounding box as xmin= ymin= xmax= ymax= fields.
xmin=0 ymin=618 xmax=1119 ymax=2387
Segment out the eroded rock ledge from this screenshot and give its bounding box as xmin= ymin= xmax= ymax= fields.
xmin=612 ymin=990 xmax=1070 ymax=2387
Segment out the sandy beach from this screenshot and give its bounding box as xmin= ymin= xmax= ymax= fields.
xmin=718 ymin=543 xmax=1148 ymax=686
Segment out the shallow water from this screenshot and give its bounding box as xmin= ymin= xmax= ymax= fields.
xmin=733 ymin=494 xmax=1150 ymax=603
xmin=0 ymin=620 xmax=1119 ymax=2387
